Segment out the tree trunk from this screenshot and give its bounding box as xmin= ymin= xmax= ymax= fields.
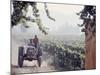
xmin=85 ymin=26 xmax=96 ymax=69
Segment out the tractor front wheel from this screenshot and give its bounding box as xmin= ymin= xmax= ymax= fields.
xmin=18 ymin=47 xmax=24 ymax=67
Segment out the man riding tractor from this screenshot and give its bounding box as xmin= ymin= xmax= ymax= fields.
xmin=18 ymin=35 xmax=42 ymax=67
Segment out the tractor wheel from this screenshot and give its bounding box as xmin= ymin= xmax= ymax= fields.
xmin=18 ymin=47 xmax=24 ymax=67
xmin=37 ymin=56 xmax=42 ymax=67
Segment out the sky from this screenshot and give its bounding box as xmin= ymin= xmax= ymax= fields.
xmin=12 ymin=2 xmax=84 ymax=39
xmin=37 ymin=3 xmax=84 ymax=35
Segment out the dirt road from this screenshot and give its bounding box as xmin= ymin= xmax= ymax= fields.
xmin=11 ymin=51 xmax=57 ymax=74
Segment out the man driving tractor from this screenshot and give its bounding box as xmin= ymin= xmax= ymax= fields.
xmin=18 ymin=35 xmax=42 ymax=67
xmin=33 ymin=35 xmax=39 ymax=48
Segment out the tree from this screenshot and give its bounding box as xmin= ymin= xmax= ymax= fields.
xmin=77 ymin=5 xmax=96 ymax=35
xmin=11 ymin=0 xmax=55 ymax=35
xmin=77 ymin=5 xmax=96 ymax=69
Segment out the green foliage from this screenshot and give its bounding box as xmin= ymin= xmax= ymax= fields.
xmin=44 ymin=3 xmax=56 ymax=21
xmin=42 ymin=39 xmax=85 ymax=70
xmin=11 ymin=1 xmax=55 ymax=35
xmin=77 ymin=5 xmax=96 ymax=35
